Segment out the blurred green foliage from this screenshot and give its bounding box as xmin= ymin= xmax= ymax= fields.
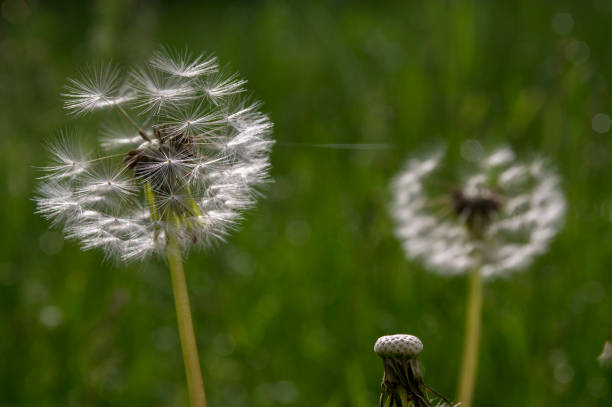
xmin=1 ymin=0 xmax=612 ymax=406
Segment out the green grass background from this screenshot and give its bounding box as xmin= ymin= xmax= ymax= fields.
xmin=1 ymin=0 xmax=612 ymax=405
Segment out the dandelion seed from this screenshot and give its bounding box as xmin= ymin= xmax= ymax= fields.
xmin=39 ymin=133 xmax=90 ymax=180
xmin=35 ymin=182 xmax=82 ymax=225
xmin=201 ymin=70 xmax=247 ymax=104
xmin=150 ymin=47 xmax=218 ymax=78
xmin=163 ymin=102 xmax=226 ymax=137
xmin=76 ymin=166 xmax=138 ymax=207
xmin=63 ymin=63 xmax=133 ymax=115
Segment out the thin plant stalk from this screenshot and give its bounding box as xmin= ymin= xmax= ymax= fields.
xmin=456 ymin=267 xmax=483 ymax=407
xmin=167 ymin=235 xmax=207 ymax=407
xmin=398 ymin=387 xmax=410 ymax=406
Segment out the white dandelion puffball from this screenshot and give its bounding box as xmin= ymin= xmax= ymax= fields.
xmin=390 ymin=145 xmax=565 ymax=278
xmin=374 ymin=334 xmax=423 ymax=359
xmin=35 ymin=48 xmax=274 ymax=261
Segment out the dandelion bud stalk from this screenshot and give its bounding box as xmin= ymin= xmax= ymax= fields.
xmin=167 ymin=234 xmax=207 ymax=407
xmin=374 ymin=334 xmax=455 ymax=407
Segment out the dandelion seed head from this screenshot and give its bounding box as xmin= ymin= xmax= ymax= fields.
xmin=35 ymin=48 xmax=274 ymax=261
xmin=391 ymin=145 xmax=565 ymax=277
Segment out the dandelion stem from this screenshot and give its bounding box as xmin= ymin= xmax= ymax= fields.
xmin=456 ymin=267 xmax=483 ymax=407
xmin=167 ymin=235 xmax=207 ymax=407
xmin=397 ymin=387 xmax=410 ymax=406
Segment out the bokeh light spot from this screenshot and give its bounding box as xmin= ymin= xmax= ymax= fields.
xmin=285 ymin=220 xmax=310 ymax=246
xmin=592 ymin=113 xmax=611 ymax=134
xmin=551 ymin=12 xmax=574 ymax=35
xmin=460 ymin=139 xmax=484 ymax=163
xmin=39 ymin=231 xmax=64 ymax=255
xmin=39 ymin=305 xmax=63 ymax=328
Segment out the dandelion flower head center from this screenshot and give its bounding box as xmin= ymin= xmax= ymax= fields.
xmin=450 ymin=187 xmax=503 ymax=238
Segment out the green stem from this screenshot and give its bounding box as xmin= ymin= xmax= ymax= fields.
xmin=456 ymin=268 xmax=483 ymax=407
xmin=398 ymin=387 xmax=410 ymax=406
xmin=167 ymin=235 xmax=207 ymax=407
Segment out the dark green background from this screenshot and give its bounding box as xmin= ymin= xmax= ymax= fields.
xmin=1 ymin=0 xmax=611 ymax=406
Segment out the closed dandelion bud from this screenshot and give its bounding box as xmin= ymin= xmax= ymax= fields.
xmin=374 ymin=334 xmax=423 ymax=359
xmin=374 ymin=334 xmax=454 ymax=407
xmin=35 ymin=47 xmax=274 ymax=261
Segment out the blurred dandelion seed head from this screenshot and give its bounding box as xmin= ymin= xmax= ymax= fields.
xmin=35 ymin=47 xmax=274 ymax=261
xmin=390 ymin=145 xmax=565 ymax=277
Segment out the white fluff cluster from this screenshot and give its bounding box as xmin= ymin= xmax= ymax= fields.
xmin=390 ymin=146 xmax=565 ymax=278
xmin=36 ymin=48 xmax=274 ymax=261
